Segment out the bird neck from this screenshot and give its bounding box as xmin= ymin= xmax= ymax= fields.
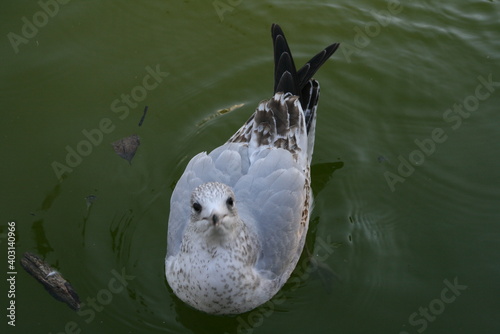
xmin=203 ymin=219 xmax=246 ymax=249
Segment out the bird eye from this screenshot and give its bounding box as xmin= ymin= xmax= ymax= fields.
xmin=192 ymin=202 xmax=202 ymax=213
xmin=226 ymin=197 xmax=234 ymax=208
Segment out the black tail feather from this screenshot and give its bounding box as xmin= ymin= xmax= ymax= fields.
xmin=297 ymin=43 xmax=340 ymax=89
xmin=271 ymin=23 xmax=339 ymax=103
xmin=272 ymin=24 xmax=299 ymax=95
xmin=301 ymin=80 xmax=320 ymax=133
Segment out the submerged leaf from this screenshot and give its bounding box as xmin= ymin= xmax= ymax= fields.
xmin=138 ymin=106 xmax=148 ymax=126
xmin=196 ymin=103 xmax=245 ymax=127
xmin=112 ymin=135 xmax=140 ymax=164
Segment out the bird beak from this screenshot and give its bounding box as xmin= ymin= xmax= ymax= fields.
xmin=210 ymin=213 xmax=220 ymax=227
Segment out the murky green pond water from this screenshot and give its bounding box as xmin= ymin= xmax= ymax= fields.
xmin=1 ymin=1 xmax=500 ymax=333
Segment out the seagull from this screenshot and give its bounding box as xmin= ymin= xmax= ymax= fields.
xmin=165 ymin=24 xmax=339 ymax=315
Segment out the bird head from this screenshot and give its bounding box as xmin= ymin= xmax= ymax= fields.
xmin=190 ymin=182 xmax=239 ymax=239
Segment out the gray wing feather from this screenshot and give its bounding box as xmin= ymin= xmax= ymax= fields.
xmin=234 ymin=148 xmax=307 ymax=277
xmin=167 ymin=143 xmax=308 ymax=281
xmin=167 ymin=144 xmax=247 ymax=256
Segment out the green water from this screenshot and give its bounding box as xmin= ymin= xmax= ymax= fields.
xmin=1 ymin=0 xmax=499 ymax=333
